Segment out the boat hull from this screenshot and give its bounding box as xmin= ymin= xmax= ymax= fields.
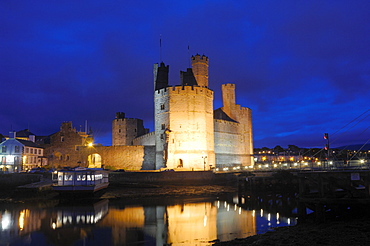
xmin=52 ymin=182 xmax=109 ymax=194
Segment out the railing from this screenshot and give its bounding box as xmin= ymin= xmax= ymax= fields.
xmin=215 ymin=159 xmax=370 ymax=172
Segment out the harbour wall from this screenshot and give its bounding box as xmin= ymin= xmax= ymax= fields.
xmin=109 ymin=171 xmax=238 ymax=186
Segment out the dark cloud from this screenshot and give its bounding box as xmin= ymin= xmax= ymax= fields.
xmin=0 ymin=0 xmax=369 ymax=148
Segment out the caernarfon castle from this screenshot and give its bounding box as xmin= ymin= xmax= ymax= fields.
xmin=1 ymin=54 xmax=254 ymax=172
xmin=110 ymin=54 xmax=254 ymax=170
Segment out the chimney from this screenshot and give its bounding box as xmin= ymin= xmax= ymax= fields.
xmin=9 ymin=131 xmax=16 ymax=139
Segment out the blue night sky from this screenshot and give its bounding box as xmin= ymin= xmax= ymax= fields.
xmin=1 ymin=0 xmax=369 ymax=148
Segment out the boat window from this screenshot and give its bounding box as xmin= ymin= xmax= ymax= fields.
xmin=87 ymin=175 xmax=91 ymax=181
xmin=95 ymin=174 xmax=102 ymax=180
xmin=82 ymin=175 xmax=86 ymax=181
xmin=77 ymin=175 xmax=81 ymax=181
xmin=65 ymin=175 xmax=73 ymax=181
xmin=58 ymin=175 xmax=63 ymax=181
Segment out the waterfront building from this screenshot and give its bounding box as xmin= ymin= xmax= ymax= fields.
xmin=42 ymin=122 xmax=94 ymax=168
xmin=0 ymin=132 xmax=46 ymax=172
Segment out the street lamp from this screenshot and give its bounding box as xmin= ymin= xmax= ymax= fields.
xmin=202 ymin=155 xmax=208 ymax=171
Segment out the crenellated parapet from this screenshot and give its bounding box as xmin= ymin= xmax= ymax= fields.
xmin=155 ymin=85 xmax=214 ymax=97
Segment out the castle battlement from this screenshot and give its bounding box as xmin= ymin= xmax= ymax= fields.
xmin=192 ymin=54 xmax=209 ymax=62
xmin=223 ymin=83 xmax=235 ymax=88
xmin=233 ymin=104 xmax=251 ymax=112
xmin=214 ymin=119 xmax=239 ymax=126
xmin=156 ymin=85 xmax=213 ymax=97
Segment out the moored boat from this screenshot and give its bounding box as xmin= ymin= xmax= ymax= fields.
xmin=52 ymin=167 xmax=109 ymax=195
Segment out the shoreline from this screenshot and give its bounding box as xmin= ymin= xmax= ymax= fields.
xmin=0 ymin=183 xmax=238 ymax=204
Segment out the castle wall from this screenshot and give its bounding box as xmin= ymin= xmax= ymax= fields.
xmin=155 ymin=86 xmax=215 ymax=170
xmin=214 ymin=120 xmax=252 ymax=167
xmin=78 ymin=145 xmax=156 ymax=170
xmin=214 ymin=84 xmax=254 ymax=167
xmin=133 ymin=131 xmax=155 ymax=146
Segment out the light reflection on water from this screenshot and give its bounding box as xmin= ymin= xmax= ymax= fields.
xmin=0 ymin=196 xmax=296 ymax=245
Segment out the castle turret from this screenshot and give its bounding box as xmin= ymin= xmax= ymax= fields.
xmin=222 ymin=84 xmax=236 ymax=120
xmin=180 ymin=68 xmax=197 ymax=86
xmin=154 ymin=62 xmax=169 ymax=91
xmin=112 ymin=112 xmax=147 ymax=146
xmin=191 ymin=54 xmax=209 ymax=87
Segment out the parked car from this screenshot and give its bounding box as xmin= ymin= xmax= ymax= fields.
xmin=113 ymin=169 xmax=125 ymax=172
xmin=28 ymin=167 xmax=47 ymax=173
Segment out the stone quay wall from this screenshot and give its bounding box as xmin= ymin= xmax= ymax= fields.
xmin=109 ymin=171 xmax=238 ymax=186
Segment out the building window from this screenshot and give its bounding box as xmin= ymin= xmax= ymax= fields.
xmin=161 ymin=104 xmax=165 ymax=110
xmin=15 ymin=146 xmax=20 ymax=153
xmin=38 ymin=149 xmax=41 ymax=155
xmin=59 ymin=155 xmax=63 ymax=161
xmin=25 ymin=148 xmax=29 ymax=153
xmin=66 ymin=155 xmax=70 ymax=161
xmin=61 ymin=136 xmax=64 ymax=142
xmin=118 ymin=129 xmax=121 ymax=133
xmin=160 ymin=134 xmax=164 ymax=140
xmin=2 ymin=146 xmax=6 ymax=153
xmin=161 ymin=124 xmax=166 ymax=130
xmin=30 ymin=149 xmax=33 ymax=154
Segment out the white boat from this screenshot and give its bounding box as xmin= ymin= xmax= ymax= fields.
xmin=52 ymin=167 xmax=109 ymax=194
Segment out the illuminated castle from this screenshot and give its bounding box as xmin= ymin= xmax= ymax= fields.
xmin=123 ymin=54 xmax=254 ymax=170
xmin=23 ymin=54 xmax=253 ymax=171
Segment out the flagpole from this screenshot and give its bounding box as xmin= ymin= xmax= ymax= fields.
xmin=188 ymin=43 xmax=190 ymax=67
xmin=160 ymin=34 xmax=162 ymax=62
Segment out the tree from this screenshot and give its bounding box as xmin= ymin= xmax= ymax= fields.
xmin=273 ymin=145 xmax=284 ymax=153
xmin=288 ymin=145 xmax=300 ymax=154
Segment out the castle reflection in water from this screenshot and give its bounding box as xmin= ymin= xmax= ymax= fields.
xmin=0 ymin=197 xmax=296 ymax=245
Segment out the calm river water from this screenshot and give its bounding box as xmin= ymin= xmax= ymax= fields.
xmin=0 ymin=194 xmax=297 ymax=245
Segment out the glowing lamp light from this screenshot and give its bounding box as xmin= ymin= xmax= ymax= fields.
xmin=88 ymin=142 xmax=93 ymax=147
xmin=19 ymin=210 xmax=25 ymax=231
xmin=1 ymin=212 xmax=11 ymax=230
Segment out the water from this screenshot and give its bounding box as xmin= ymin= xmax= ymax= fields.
xmin=0 ymin=195 xmax=297 ymax=246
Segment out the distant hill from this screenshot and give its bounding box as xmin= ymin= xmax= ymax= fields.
xmin=334 ymin=144 xmax=370 ymax=151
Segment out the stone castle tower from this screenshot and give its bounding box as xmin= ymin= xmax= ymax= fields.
xmin=154 ymin=54 xmax=215 ymax=170
xmin=112 ymin=112 xmax=148 ymax=146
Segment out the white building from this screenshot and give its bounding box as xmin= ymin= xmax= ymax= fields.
xmin=0 ymin=132 xmax=46 ymax=173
